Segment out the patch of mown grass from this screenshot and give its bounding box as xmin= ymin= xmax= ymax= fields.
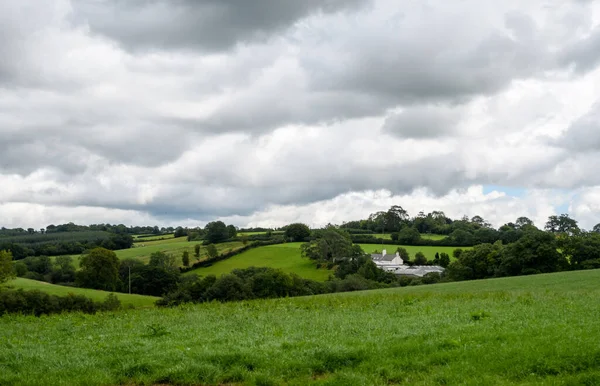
xmin=2 ymin=270 xmax=600 ymax=385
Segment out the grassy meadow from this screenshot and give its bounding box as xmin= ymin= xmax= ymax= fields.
xmin=61 ymin=239 xmax=245 ymax=269
xmin=2 ymin=269 xmax=599 ymax=385
xmin=132 ymin=233 xmax=175 ymax=242
xmin=4 ymin=278 xmax=158 ymax=308
xmin=184 ymin=243 xmax=332 ymax=281
xmin=359 ymin=243 xmax=464 ymax=261
xmin=371 ymin=233 xmax=447 ymax=241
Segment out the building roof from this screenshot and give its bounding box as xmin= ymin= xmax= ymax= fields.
xmin=394 ymin=265 xmax=445 ymax=277
xmin=371 ymin=253 xmax=398 ymax=262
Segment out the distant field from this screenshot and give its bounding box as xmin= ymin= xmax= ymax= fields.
xmin=371 ymin=233 xmax=447 ymax=241
xmin=132 ymin=233 xmax=175 ymax=242
xmin=2 ymin=270 xmax=600 ymax=385
xmin=5 ymin=278 xmax=158 ymax=308
xmin=184 ymin=243 xmax=331 ymax=281
xmin=359 ymin=244 xmax=464 ymax=260
xmin=237 ymin=231 xmax=284 ymax=236
xmin=64 ymin=239 xmax=245 ymax=268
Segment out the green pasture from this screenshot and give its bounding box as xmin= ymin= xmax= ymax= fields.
xmin=63 ymin=240 xmax=245 ymax=268
xmin=132 ymin=234 xmax=175 ymax=242
xmin=184 ymin=243 xmax=331 ymax=281
xmin=358 ymin=243 xmax=464 ymax=261
xmin=371 ymin=233 xmax=447 ymax=240
xmin=4 ymin=278 xmax=158 ymax=309
xmin=2 ymin=270 xmax=600 ymax=385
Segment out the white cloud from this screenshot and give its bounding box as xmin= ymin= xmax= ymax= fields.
xmin=1 ymin=0 xmax=600 ymax=229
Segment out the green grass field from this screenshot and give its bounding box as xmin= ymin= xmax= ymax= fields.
xmin=4 ymin=278 xmax=158 ymax=308
xmin=63 ymin=239 xmax=245 ymax=268
xmin=372 ymin=233 xmax=447 ymax=241
xmin=359 ymin=244 xmax=464 ymax=261
xmin=132 ymin=233 xmax=175 ymax=242
xmin=184 ymin=243 xmax=332 ymax=281
xmin=185 ymin=242 xmax=463 ymax=281
xmin=1 ymin=270 xmax=599 ymax=385
xmin=237 ymin=231 xmax=284 ymax=236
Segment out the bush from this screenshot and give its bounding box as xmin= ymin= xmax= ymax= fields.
xmin=0 ymin=289 xmax=119 ymax=316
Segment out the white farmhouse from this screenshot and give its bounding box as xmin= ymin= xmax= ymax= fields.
xmin=370 ymin=249 xmax=445 ymax=278
xmin=370 ymin=249 xmax=403 ymax=266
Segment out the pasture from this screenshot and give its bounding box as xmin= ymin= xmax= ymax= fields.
xmin=184 ymin=243 xmax=331 ymax=281
xmin=4 ymin=278 xmax=158 ymax=308
xmin=372 ymin=233 xmax=447 ymax=241
xmin=1 ymin=269 xmax=599 ymax=385
xmin=358 ymin=243 xmax=463 ymax=261
xmin=63 ymin=239 xmax=245 ymax=268
xmin=132 ymin=233 xmax=175 ymax=242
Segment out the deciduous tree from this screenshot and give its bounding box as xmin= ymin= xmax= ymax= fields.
xmin=0 ymin=250 xmax=15 ymax=284
xmin=76 ymin=248 xmax=120 ymax=291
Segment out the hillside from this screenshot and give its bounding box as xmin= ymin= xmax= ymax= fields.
xmin=5 ymin=278 xmax=158 ymax=309
xmin=186 ymin=242 xmax=462 ymax=281
xmin=60 ymin=238 xmax=245 ymax=268
xmin=1 ymin=270 xmax=599 ymax=385
xmin=184 ymin=243 xmax=332 ymax=281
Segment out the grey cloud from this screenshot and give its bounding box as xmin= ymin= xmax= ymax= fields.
xmin=559 ymin=26 xmax=600 ymax=74
xmin=73 ymin=0 xmax=369 ymax=52
xmin=554 ymin=104 xmax=600 ymax=151
xmin=382 ymin=105 xmax=461 ymax=139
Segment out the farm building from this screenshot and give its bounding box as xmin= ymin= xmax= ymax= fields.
xmin=371 ymin=249 xmax=404 ymax=265
xmin=370 ymin=249 xmax=445 ymax=278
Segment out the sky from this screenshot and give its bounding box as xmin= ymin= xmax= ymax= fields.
xmin=2 ymin=0 xmax=600 ymax=231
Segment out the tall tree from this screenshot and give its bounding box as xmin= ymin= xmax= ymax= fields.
xmin=284 ymin=223 xmax=311 ymax=242
xmin=515 ymin=217 xmax=534 ymax=229
xmin=300 ymin=228 xmax=359 ymax=262
xmin=545 ymin=214 xmax=579 ymax=235
xmin=182 ymin=251 xmax=190 ymax=267
xmin=204 ymin=221 xmax=230 ymax=244
xmin=0 ymin=250 xmax=15 ymax=284
xmin=149 ymin=251 xmax=178 ymax=271
xmin=76 ymin=248 xmax=120 ymax=291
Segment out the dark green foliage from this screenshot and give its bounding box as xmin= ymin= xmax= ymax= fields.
xmin=206 ymin=244 xmax=218 ymax=259
xmin=397 ymin=227 xmax=421 ymax=244
xmin=545 ymin=214 xmax=580 ymax=235
xmin=182 ymin=250 xmax=190 ymax=267
xmin=227 ymin=225 xmax=237 ymax=238
xmin=439 ymin=252 xmax=451 ymax=268
xmin=50 ymin=256 xmax=76 ymax=284
xmin=118 ymin=257 xmax=180 ymax=297
xmin=194 ymin=244 xmax=201 ymax=259
xmin=76 ymin=248 xmax=120 ymax=291
xmin=300 ymin=228 xmax=358 ymax=262
xmin=284 ymin=223 xmax=311 ymax=242
xmin=560 ymin=232 xmax=600 ymax=268
xmin=498 ymin=230 xmax=567 ymax=277
xmin=414 ymin=251 xmax=427 ymax=265
xmin=174 ymin=227 xmax=187 ymax=238
xmin=0 ymin=231 xmax=133 ymax=259
xmin=204 ymin=221 xmax=231 ymax=244
xmin=0 ymin=289 xmax=120 ymax=316
xmin=149 ymin=251 xmax=177 ymax=270
xmin=0 ymin=250 xmax=15 ymax=284
xmin=130 ymin=265 xmax=180 ymax=297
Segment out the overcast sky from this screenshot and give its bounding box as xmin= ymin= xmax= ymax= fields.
xmin=2 ymin=0 xmax=600 ymax=230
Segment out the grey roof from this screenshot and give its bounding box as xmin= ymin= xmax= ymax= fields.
xmin=371 ymin=253 xmax=397 ymax=262
xmin=394 ymin=265 xmax=445 ymax=277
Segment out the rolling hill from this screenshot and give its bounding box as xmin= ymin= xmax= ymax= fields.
xmin=1 ymin=270 xmax=599 ymax=385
